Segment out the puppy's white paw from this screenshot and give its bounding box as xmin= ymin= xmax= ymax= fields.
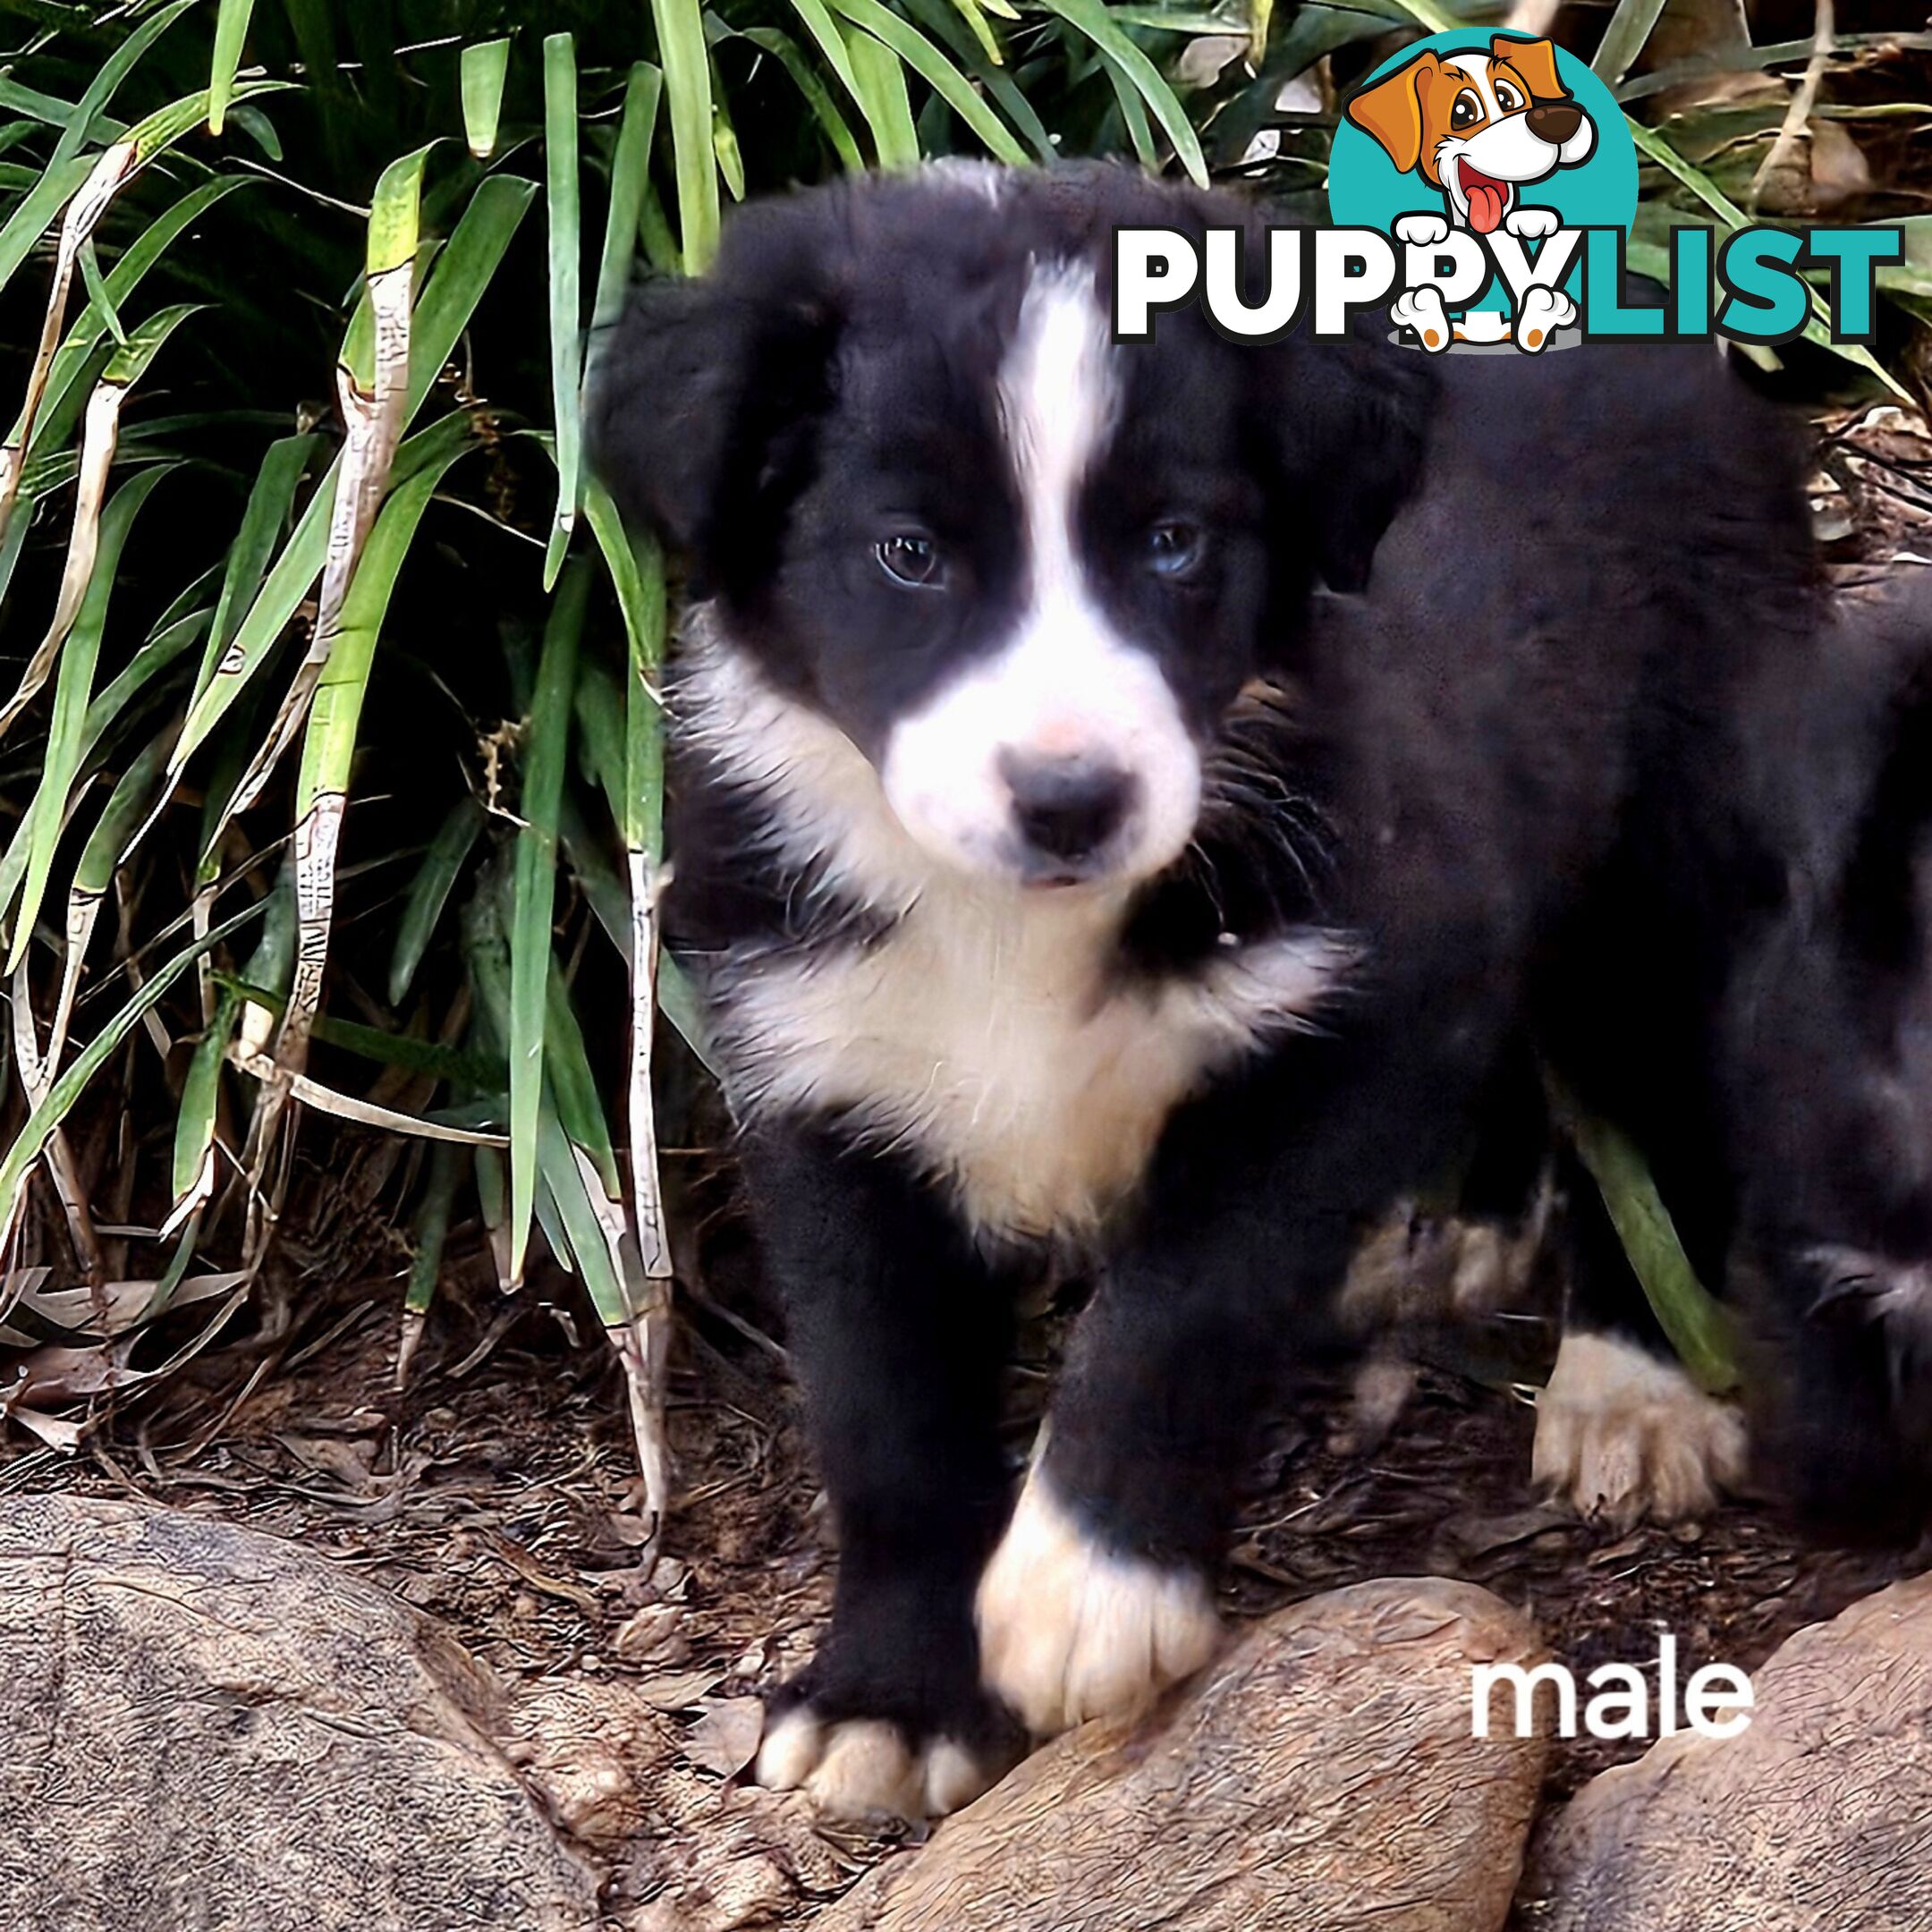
xmin=1533 ymin=1332 xmax=1747 ymax=1528
xmin=1513 ymin=284 xmax=1576 ymax=352
xmin=756 ymin=1708 xmax=999 ymax=1822
xmin=976 ymin=1471 xmax=1219 ymax=1738
xmin=1394 ymin=213 xmax=1451 ymax=248
xmin=1391 ymin=286 xmax=1453 ymax=353
xmin=1504 ymin=206 xmax=1561 ymax=241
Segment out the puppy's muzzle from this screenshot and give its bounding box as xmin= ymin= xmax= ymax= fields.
xmin=997 ymin=749 xmax=1141 ymax=883
xmin=1526 ymin=101 xmax=1582 ymax=145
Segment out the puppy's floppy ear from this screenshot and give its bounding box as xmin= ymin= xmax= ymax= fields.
xmin=1491 ymin=34 xmax=1567 ymax=102
xmin=1261 ymin=327 xmax=1435 ymax=597
xmin=587 ymin=216 xmax=840 ymax=590
xmin=586 ymin=277 xmax=746 ymax=554
xmin=1343 ymin=53 xmax=1439 ymax=174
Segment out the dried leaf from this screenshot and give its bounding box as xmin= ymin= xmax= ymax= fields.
xmin=684 ymin=1698 xmax=765 ymax=1779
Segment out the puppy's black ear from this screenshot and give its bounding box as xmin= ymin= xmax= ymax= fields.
xmin=587 ymin=277 xmax=745 ymax=553
xmin=587 ymin=219 xmax=840 ymax=593
xmin=1267 ymin=330 xmax=1435 ymax=596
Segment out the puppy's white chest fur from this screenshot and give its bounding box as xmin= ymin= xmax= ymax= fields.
xmin=726 ymin=888 xmax=1337 ymax=1239
xmin=688 ymin=632 xmax=1347 ymax=1241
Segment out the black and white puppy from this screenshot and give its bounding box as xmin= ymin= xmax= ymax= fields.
xmin=590 ymin=161 xmax=1820 ymax=1820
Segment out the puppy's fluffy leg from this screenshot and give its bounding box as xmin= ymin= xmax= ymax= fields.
xmin=976 ymin=1466 xmax=1220 ymax=1738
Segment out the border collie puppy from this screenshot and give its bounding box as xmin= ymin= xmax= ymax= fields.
xmin=590 ymin=162 xmax=1818 ymax=1821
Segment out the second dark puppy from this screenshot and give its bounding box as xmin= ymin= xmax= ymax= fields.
xmin=591 ymin=162 xmax=1820 ymax=1820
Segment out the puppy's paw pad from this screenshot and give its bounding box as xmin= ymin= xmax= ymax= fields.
xmin=1504 ymin=206 xmax=1561 ymax=240
xmin=1513 ymin=284 xmax=1576 ymax=351
xmin=1533 ymin=1333 xmax=1746 ymax=1528
xmin=1394 ymin=213 xmax=1451 ymax=247
xmin=1390 ymin=287 xmax=1452 ymax=353
xmin=756 ymin=1708 xmax=1001 ymax=1822
xmin=976 ymin=1473 xmax=1219 ymax=1738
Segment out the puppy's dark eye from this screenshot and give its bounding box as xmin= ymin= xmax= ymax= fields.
xmin=1449 ymin=92 xmax=1481 ymax=130
xmin=1494 ymin=80 xmax=1523 ymax=113
xmin=1145 ymin=521 xmax=1205 ymax=580
xmin=876 ymin=533 xmax=943 ymax=589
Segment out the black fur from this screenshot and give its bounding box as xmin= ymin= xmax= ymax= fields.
xmin=1723 ymin=579 xmax=1932 ymax=1533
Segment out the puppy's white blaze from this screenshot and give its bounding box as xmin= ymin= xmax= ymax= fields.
xmin=690 ymin=630 xmax=1350 ymax=1242
xmin=1443 ymin=51 xmax=1504 ymax=117
xmin=977 ymin=1469 xmax=1219 ymax=1737
xmin=1533 ymin=1332 xmax=1747 ymax=1528
xmin=879 ymin=265 xmax=1201 ymax=884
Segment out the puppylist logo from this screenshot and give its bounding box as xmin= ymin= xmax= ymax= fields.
xmin=1114 ymin=30 xmax=1902 ymax=356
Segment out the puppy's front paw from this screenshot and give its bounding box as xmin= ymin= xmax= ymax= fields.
xmin=1513 ymin=284 xmax=1576 ymax=351
xmin=975 ymin=1471 xmax=1219 ymax=1737
xmin=1394 ymin=213 xmax=1450 ymax=248
xmin=1504 ymin=206 xmax=1561 ymax=241
xmin=1391 ymin=286 xmax=1453 ymax=353
xmin=1533 ymin=1332 xmax=1746 ymax=1528
xmin=756 ymin=1706 xmax=1003 ymax=1822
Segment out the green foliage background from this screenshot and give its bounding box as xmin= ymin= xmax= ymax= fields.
xmin=0 ymin=0 xmax=1920 ymax=1465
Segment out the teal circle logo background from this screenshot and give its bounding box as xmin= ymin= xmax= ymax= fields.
xmin=1327 ymin=32 xmax=1637 ymax=317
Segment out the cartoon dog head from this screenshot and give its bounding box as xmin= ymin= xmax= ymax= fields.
xmin=1346 ymin=37 xmax=1595 ymax=235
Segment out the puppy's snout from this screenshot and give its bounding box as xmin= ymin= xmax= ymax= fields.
xmin=1526 ymin=101 xmax=1581 ymax=144
xmin=998 ymin=750 xmax=1139 ymax=871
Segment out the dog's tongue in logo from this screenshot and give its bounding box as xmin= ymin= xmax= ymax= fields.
xmin=1459 ymin=161 xmax=1507 ymax=234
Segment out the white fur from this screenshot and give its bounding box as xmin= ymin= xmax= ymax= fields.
xmin=1505 ymin=206 xmax=1561 ymax=241
xmin=1513 ymin=284 xmax=1576 ymax=352
xmin=977 ymin=1467 xmax=1220 ymax=1736
xmin=757 ymin=1709 xmax=999 ymax=1820
xmin=1533 ymin=1331 xmax=1747 ymax=1527
xmin=879 ymin=266 xmax=1202 ymax=886
xmin=1391 ymin=285 xmax=1453 ymax=353
xmin=682 ymin=635 xmax=1350 ymax=1243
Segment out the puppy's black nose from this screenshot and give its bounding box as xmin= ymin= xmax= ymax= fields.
xmin=998 ymin=750 xmax=1138 ymax=868
xmin=1527 ymin=101 xmax=1581 ymax=143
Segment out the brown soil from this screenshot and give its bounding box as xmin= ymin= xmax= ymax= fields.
xmin=4 ymin=1167 xmax=1922 ymax=1861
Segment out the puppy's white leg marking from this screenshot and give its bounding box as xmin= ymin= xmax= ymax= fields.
xmin=1513 ymin=284 xmax=1576 ymax=352
xmin=1533 ymin=1332 xmax=1746 ymax=1528
xmin=755 ymin=1708 xmax=1002 ymax=1822
xmin=1392 ymin=286 xmax=1453 ymax=353
xmin=1394 ymin=213 xmax=1450 ymax=248
xmin=976 ymin=1469 xmax=1220 ymax=1737
xmin=1504 ymin=206 xmax=1560 ymax=241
